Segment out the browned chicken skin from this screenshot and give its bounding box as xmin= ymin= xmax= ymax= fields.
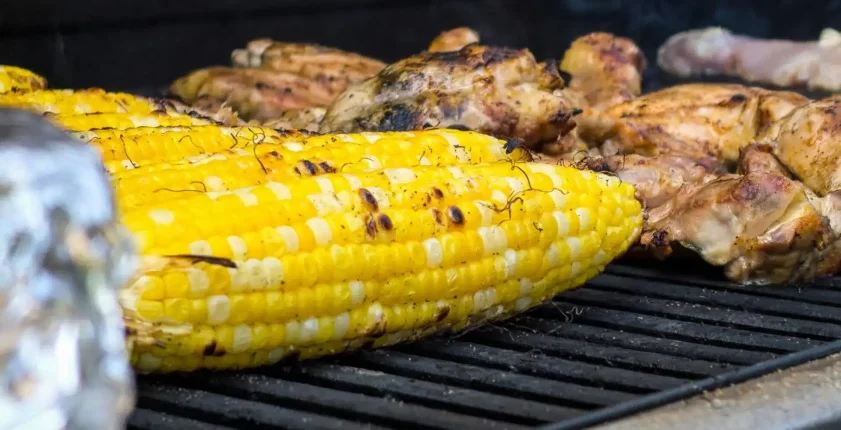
xmin=428 ymin=27 xmax=481 ymax=52
xmin=631 ymin=144 xmax=841 ymax=284
xmin=560 ymin=32 xmax=647 ymax=112
xmin=170 ymin=40 xmax=384 ymax=122
xmin=261 ymin=107 xmax=326 ymax=132
xmin=318 ymin=44 xmax=580 ymax=148
xmin=169 ymin=67 xmax=340 ymax=122
xmin=231 ymin=39 xmax=386 ymax=93
xmin=758 ymin=96 xmax=841 ymax=196
xmin=598 ymin=84 xmax=809 ymax=164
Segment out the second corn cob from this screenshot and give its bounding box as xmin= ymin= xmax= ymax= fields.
xmin=111 ymin=129 xmax=528 ymax=209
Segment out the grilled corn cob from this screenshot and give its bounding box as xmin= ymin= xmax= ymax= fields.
xmin=53 ymin=112 xmax=217 ymax=131
xmin=0 ymin=65 xmax=47 ymax=94
xmin=75 ymin=125 xmax=298 ymax=173
xmin=121 ymin=161 xmax=643 ymax=373
xmin=112 ymin=129 xmax=529 ymax=209
xmin=0 ymin=88 xmax=156 ymax=114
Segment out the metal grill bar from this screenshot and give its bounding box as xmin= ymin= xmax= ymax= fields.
xmin=129 ymin=264 xmax=841 ymax=430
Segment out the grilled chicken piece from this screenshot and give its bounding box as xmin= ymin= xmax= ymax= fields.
xmin=560 ymin=32 xmax=646 ymax=112
xmin=758 ymin=96 xmax=841 ymax=196
xmin=318 ymin=44 xmax=580 ymax=149
xmin=428 ymin=27 xmax=481 ymax=52
xmin=635 ymin=145 xmax=841 ymax=284
xmin=231 ymin=39 xmax=385 ymax=94
xmin=600 ymin=84 xmax=809 ymax=164
xmin=658 ymin=27 xmax=841 ymax=92
xmin=261 ymin=107 xmax=325 ymax=132
xmin=536 ymin=32 xmax=648 ymax=156
xmin=169 ymin=67 xmax=339 ymax=122
xmin=581 ymin=153 xmax=723 ymax=213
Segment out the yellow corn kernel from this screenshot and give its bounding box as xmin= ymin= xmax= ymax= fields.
xmin=0 ymin=65 xmax=47 ymax=94
xmin=123 ymin=161 xmax=643 ymax=373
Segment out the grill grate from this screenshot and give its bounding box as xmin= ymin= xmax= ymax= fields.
xmin=128 ymin=262 xmax=841 ymax=430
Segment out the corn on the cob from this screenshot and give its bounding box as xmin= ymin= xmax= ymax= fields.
xmin=0 ymin=88 xmax=156 ymax=114
xmin=112 ymin=129 xmax=529 ymax=209
xmin=0 ymin=65 xmax=47 ymax=94
xmin=120 ymin=161 xmax=642 ymax=373
xmin=53 ymin=112 xmax=217 ymax=131
xmin=74 ymin=125 xmax=296 ymax=173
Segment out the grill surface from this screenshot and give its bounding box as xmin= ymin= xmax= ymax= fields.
xmin=128 ymin=261 xmax=841 ymax=430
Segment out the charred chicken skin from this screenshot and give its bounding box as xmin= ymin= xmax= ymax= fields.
xmin=318 ymin=44 xmax=580 ymax=148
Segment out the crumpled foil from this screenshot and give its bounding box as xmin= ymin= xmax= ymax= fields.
xmin=0 ymin=108 xmax=136 ymax=430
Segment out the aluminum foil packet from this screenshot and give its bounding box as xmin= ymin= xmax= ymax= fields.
xmin=0 ymin=108 xmax=136 ymax=430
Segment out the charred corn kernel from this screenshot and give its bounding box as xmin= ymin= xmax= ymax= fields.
xmin=73 ymin=126 xmax=289 ymax=173
xmin=112 ymin=129 xmax=520 ymax=209
xmin=123 ymin=161 xmax=643 ymax=373
xmin=52 ymin=112 xmax=215 ymax=131
xmin=0 ymin=88 xmax=156 ymax=114
xmin=0 ymin=65 xmax=47 ymax=94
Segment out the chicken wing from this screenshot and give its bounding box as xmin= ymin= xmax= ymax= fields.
xmin=318 ymin=44 xmax=580 ymax=149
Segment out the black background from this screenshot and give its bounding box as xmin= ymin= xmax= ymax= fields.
xmin=1 ymin=0 xmax=840 ymax=92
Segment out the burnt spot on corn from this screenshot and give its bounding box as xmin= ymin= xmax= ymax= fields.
xmin=367 ymin=324 xmax=387 ymax=338
xmin=319 ymin=161 xmax=336 ymax=173
xmin=435 ymin=305 xmax=451 ymax=322
xmin=302 ymin=160 xmax=318 ymax=175
xmin=365 ymin=214 xmax=378 ymax=238
xmin=377 ymin=213 xmax=394 ymax=231
xmin=202 ymin=340 xmax=218 ymax=356
xmin=166 ymin=254 xmax=237 ymax=269
xmin=448 ymin=205 xmax=465 ymax=225
xmin=267 ymin=150 xmax=281 ymax=159
xmin=359 ymin=188 xmax=379 ymax=211
xmin=431 ymin=187 xmax=444 ymax=199
xmin=278 ymin=350 xmax=302 ymax=364
xmin=431 ymin=208 xmax=444 ymax=225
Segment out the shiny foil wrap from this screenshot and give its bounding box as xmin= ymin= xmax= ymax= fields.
xmin=0 ymin=108 xmax=136 ymax=430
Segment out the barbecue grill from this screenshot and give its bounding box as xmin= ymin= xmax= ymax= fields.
xmin=4 ymin=0 xmax=841 ymax=428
